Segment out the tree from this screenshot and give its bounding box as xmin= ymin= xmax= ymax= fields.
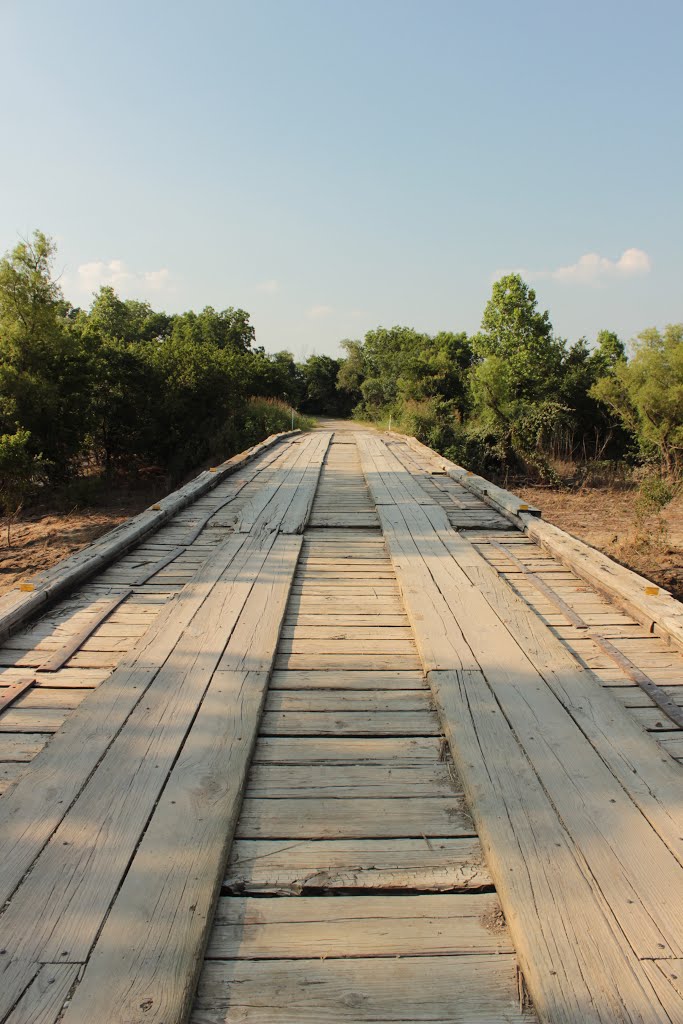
xmin=300 ymin=355 xmax=352 ymax=415
xmin=84 ymin=286 xmax=171 ymax=343
xmin=0 ymin=231 xmax=90 ymax=476
xmin=0 ymin=429 xmax=45 ymax=545
xmin=468 ymin=276 xmax=567 ymax=478
xmin=472 ymin=273 xmax=562 ymax=402
xmin=170 ymin=306 xmax=255 ymax=352
xmin=591 ymin=324 xmax=683 ymax=473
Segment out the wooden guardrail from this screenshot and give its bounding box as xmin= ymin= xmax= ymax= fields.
xmin=390 ymin=430 xmax=683 ymax=654
xmin=0 ymin=430 xmax=300 ymax=644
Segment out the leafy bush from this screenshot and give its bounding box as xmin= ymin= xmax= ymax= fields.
xmin=0 ymin=429 xmax=47 ymax=544
xmin=237 ymin=397 xmax=315 ymax=449
xmin=635 ymin=476 xmax=676 ymax=517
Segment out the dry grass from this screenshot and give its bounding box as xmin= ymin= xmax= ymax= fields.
xmin=515 ymin=483 xmax=683 ymax=601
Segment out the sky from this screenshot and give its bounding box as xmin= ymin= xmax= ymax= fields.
xmin=1 ymin=0 xmax=681 ymax=359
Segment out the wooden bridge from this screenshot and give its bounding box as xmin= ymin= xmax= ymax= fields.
xmin=0 ymin=422 xmax=682 ymax=1023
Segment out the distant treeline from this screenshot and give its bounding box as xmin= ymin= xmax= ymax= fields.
xmin=337 ymin=276 xmax=683 ymax=483
xmin=1 ymin=231 xmax=682 ymax=526
xmin=0 ymin=232 xmax=352 ymax=514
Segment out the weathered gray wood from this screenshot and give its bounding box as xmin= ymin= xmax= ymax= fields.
xmin=375 ymin=494 xmax=683 ymax=955
xmin=260 ymin=709 xmax=440 ymax=735
xmin=4 ymin=963 xmax=80 ymax=1024
xmin=0 ymin=733 xmax=49 ymax=760
xmin=238 ymin=434 xmax=330 ymax=535
xmin=252 ymin=735 xmax=442 ymax=763
xmin=35 ymin=590 xmax=133 ymax=672
xmin=430 ymin=668 xmax=673 ymax=1024
xmin=265 ymin=689 xmax=428 ymax=712
xmin=206 ymin=893 xmax=511 ymax=958
xmin=435 ymin=524 xmax=683 ymax=867
xmin=51 ymin=535 xmax=302 ymax=1024
xmin=0 ymin=676 xmax=35 ymax=712
xmin=192 ymin=955 xmax=535 ymax=1024
xmin=0 ymin=535 xmax=283 ymax=1018
xmin=245 ymin=762 xmax=458 ymax=798
xmin=236 ymin=796 xmax=474 ymax=838
xmin=0 ymin=708 xmax=67 ymax=732
xmin=0 ymin=763 xmax=25 ymax=795
xmin=523 ymin=513 xmax=683 ymax=652
xmin=0 ymin=534 xmax=248 ymax=909
xmin=491 ymin=540 xmax=683 ymax=728
xmin=273 ymin=652 xmax=422 ymax=671
xmin=225 ymin=837 xmax=491 ymax=892
xmin=268 ymin=669 xmax=426 ymax=689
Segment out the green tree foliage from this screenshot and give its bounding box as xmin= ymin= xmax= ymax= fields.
xmin=472 ymin=274 xmax=562 ymax=400
xmin=170 ymin=306 xmax=254 ymax=351
xmin=0 ymin=231 xmax=314 ymax=495
xmin=0 ymin=231 xmax=90 ymax=475
xmin=299 ymin=355 xmax=353 ymax=416
xmin=338 ymin=326 xmax=472 ymax=419
xmin=83 ymin=286 xmax=172 ymax=344
xmin=0 ymin=428 xmax=46 ymax=544
xmin=591 ymin=324 xmax=683 ymax=473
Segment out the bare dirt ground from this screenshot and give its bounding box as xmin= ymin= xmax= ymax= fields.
xmin=516 ymin=484 xmax=683 ymax=601
xmin=0 ymin=504 xmax=146 ymax=598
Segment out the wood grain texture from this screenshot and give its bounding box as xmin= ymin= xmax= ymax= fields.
xmin=192 ymin=955 xmax=536 ymax=1024
xmin=225 ymin=836 xmax=491 ymax=893
xmin=207 ymin=893 xmax=512 ymax=957
xmin=0 ymin=534 xmax=249 ymax=910
xmin=236 ymin=796 xmax=474 ymax=839
xmin=430 ymin=668 xmax=674 ymax=1024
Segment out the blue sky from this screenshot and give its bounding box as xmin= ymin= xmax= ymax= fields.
xmin=1 ymin=0 xmax=681 ymax=358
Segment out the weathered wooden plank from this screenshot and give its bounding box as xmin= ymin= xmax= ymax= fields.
xmin=0 ymin=430 xmax=298 ymax=644
xmin=236 ymin=796 xmax=474 ymax=838
xmin=0 ymin=762 xmax=25 ymax=794
xmin=225 ymin=836 xmax=491 ymax=892
xmin=0 ymin=733 xmax=49 ymax=760
xmin=280 ymin=433 xmax=333 ymax=533
xmin=523 ymin=513 xmax=683 ymax=652
xmin=34 ymin=590 xmax=133 ymax=672
xmin=265 ymin=689 xmax=428 ymax=712
xmin=0 ymin=676 xmax=36 ymax=712
xmin=281 ymin=621 xmax=411 ymax=635
xmin=4 ymin=963 xmax=80 ymax=1024
xmin=192 ymin=955 xmax=535 ymax=1024
xmin=277 ymin=638 xmax=416 ymax=654
xmin=268 ymin=669 xmax=426 ymax=689
xmin=206 ymin=893 xmax=511 ymax=958
xmin=0 ymin=708 xmax=67 ymax=732
xmin=434 ymin=523 xmax=683 ymax=869
xmin=245 ymin=762 xmax=458 ymax=798
xmin=378 ymin=496 xmax=683 ymax=955
xmin=54 ymin=536 xmax=302 ymax=1024
xmin=260 ymin=709 xmax=440 ymax=735
xmin=274 ymin=653 xmax=422 ymax=671
xmin=0 ymin=535 xmax=284 ymax=1017
xmin=239 ymin=434 xmax=331 ymax=535
xmin=430 ymin=668 xmax=674 ymax=1024
xmin=252 ymin=735 xmax=442 ymax=763
xmin=0 ymin=534 xmax=248 ymax=909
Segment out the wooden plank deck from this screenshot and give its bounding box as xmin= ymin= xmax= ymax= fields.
xmin=0 ymin=423 xmax=681 ymax=1022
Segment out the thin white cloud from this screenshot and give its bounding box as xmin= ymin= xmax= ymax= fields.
xmin=307 ymin=304 xmax=334 ymax=319
xmin=143 ymin=268 xmax=170 ymax=289
xmin=75 ymin=259 xmax=171 ymax=297
xmin=255 ymin=279 xmax=281 ymax=293
xmin=507 ymin=248 xmax=651 ymax=286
